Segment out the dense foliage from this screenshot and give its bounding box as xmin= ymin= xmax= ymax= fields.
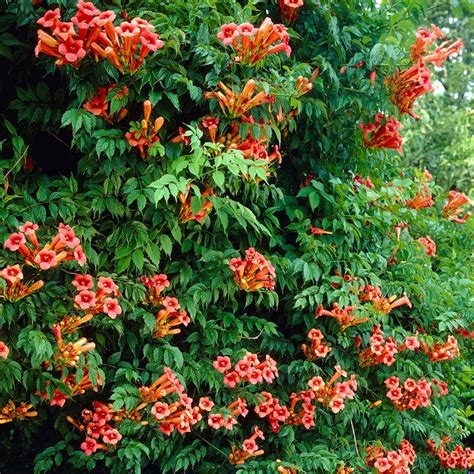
xmin=0 ymin=0 xmax=473 ymax=473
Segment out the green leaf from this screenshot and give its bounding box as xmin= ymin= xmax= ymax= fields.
xmin=132 ymin=249 xmax=144 ymax=271
xmin=160 ymin=234 xmax=173 ymax=256
xmin=212 ymin=170 xmax=225 ymax=188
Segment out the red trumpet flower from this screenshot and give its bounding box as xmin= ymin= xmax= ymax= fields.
xmin=360 ymin=113 xmax=403 ymax=154
xmin=443 ymin=190 xmax=471 ymax=224
xmin=126 ymin=100 xmax=165 ymax=159
xmin=230 ymin=247 xmax=276 ymax=292
xmin=216 ymin=18 xmax=291 ymax=66
xmin=315 ymin=303 xmax=368 ymax=331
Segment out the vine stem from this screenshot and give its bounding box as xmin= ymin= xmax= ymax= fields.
xmin=193 ymin=431 xmax=228 ymax=457
xmin=4 ymin=146 xmax=29 ymax=181
xmin=350 ymin=419 xmax=360 ymax=457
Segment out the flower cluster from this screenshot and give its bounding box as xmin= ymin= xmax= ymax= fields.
xmin=315 ymin=303 xmax=368 ymax=331
xmin=216 ymin=18 xmax=291 ymax=65
xmin=152 ymin=298 xmax=190 ymax=338
xmin=178 ymin=186 xmax=215 ymax=223
xmin=360 ymin=113 xmax=403 ymax=154
xmin=427 ymin=437 xmax=474 ymax=470
xmin=254 ymin=391 xmax=290 ymax=432
xmin=213 ymin=353 xmax=279 ymax=388
xmin=72 ymin=274 xmax=121 ymax=319
xmin=68 ymin=402 xmax=123 ymax=455
xmin=207 ymin=398 xmax=248 ymax=431
xmin=35 ymin=1 xmax=164 ymax=72
xmin=418 ymin=235 xmax=436 ymax=256
xmin=139 ymin=274 xmax=189 ymax=338
xmin=140 ymin=273 xmax=170 ymax=305
xmin=204 ymin=80 xmax=268 ymax=118
xmin=387 ymin=24 xmax=462 ymax=118
xmin=411 ymin=24 xmax=463 ymax=66
xmin=0 ymin=264 xmax=44 ymax=302
xmin=84 ymin=84 xmax=129 ymax=121
xmin=410 ymin=24 xmax=445 ymax=60
xmin=229 ymin=247 xmax=276 ymax=292
xmin=359 ymin=326 xmax=419 ymax=367
xmin=295 ymin=75 xmax=313 ymax=95
xmin=141 ymin=368 xmax=202 ymax=436
xmin=420 ymin=335 xmax=460 ymax=362
xmin=126 ymin=100 xmax=165 ymax=159
xmin=256 ymin=367 xmax=357 ymax=433
xmin=386 ymin=61 xmax=433 ymax=119
xmin=51 ymin=325 xmax=96 ymax=370
xmin=384 ymin=376 xmax=447 ymax=410
xmin=307 ymin=366 xmax=358 ymax=414
xmin=4 ymin=222 xmax=86 ymax=269
xmin=358 ymin=285 xmax=412 ymax=315
xmin=353 ymin=174 xmax=375 ymax=189
xmin=406 ymin=188 xmax=434 ymax=210
xmin=277 ymin=0 xmax=304 ymax=24
xmin=301 ymin=328 xmax=332 ymax=360
xmin=0 ymin=401 xmax=38 ymax=425
xmin=228 ymin=426 xmax=265 ymax=465
xmin=443 ymin=190 xmax=472 ymax=224
xmin=365 ymin=440 xmax=416 ymax=473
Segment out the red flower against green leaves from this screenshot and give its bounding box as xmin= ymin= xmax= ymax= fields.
xmin=207 ymin=398 xmax=247 ymax=431
xmin=0 ymin=341 xmax=9 ymax=359
xmin=410 ymin=24 xmax=445 ymax=61
xmin=84 ymin=84 xmax=128 ymax=122
xmin=406 ymin=190 xmax=434 ymax=209
xmin=216 ymin=18 xmax=291 ymax=65
xmin=0 ymin=264 xmax=44 ymax=302
xmin=205 ymin=80 xmax=269 ymax=118
xmin=420 ymin=335 xmax=460 ymax=362
xmin=359 ymin=326 xmax=419 ymax=367
xmin=214 ymin=353 xmax=279 ymax=388
xmin=4 ymin=223 xmax=86 ymax=272
xmin=301 ymin=328 xmax=332 ymax=360
xmin=443 ymin=190 xmax=472 ymax=223
xmin=200 ymin=119 xmax=282 ymax=177
xmin=427 ymin=437 xmax=474 ymax=470
xmin=358 ymin=285 xmax=412 ymax=315
xmin=70 ymin=274 xmax=121 ymax=319
xmin=386 ymin=61 xmax=433 ymax=119
xmin=179 ymin=186 xmax=215 ymax=223
xmin=365 ymin=440 xmax=416 ymax=473
xmin=126 ymin=100 xmax=164 ymax=159
xmin=230 ymin=247 xmax=276 ymax=292
xmin=384 ymin=376 xmax=447 ymax=411
xmin=353 ymin=174 xmax=375 ymax=189
xmin=277 ymin=0 xmax=304 ymax=24
xmin=411 ymin=24 xmax=463 ymax=66
xmin=139 ymin=274 xmax=189 ymax=338
xmin=35 ymin=2 xmax=164 ymax=72
xmin=38 ymin=369 xmax=103 ymax=407
xmin=315 ymin=303 xmax=368 ymax=331
xmin=360 ymin=113 xmax=403 ymax=154
xmin=418 ymin=235 xmax=436 ymax=256
xmin=228 ymin=426 xmax=265 ymax=465
xmin=0 ymin=401 xmax=38 ymax=424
